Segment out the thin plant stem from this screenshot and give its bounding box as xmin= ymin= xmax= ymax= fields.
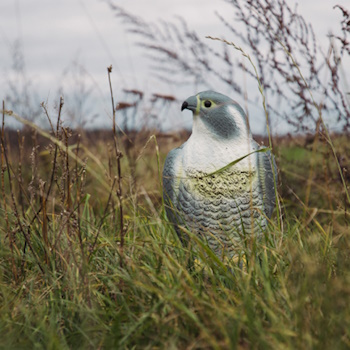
xmin=107 ymin=65 xmax=125 ymax=253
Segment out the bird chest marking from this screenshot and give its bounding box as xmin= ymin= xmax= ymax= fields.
xmin=163 ymin=90 xmax=277 ymax=260
xmin=185 ymin=169 xmax=257 ymax=198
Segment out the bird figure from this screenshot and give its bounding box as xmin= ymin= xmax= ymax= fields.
xmin=163 ymin=91 xmax=277 ymax=260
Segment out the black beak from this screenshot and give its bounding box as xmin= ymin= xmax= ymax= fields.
xmin=181 ymin=95 xmax=197 ymax=113
xmin=181 ymin=101 xmax=188 ymax=111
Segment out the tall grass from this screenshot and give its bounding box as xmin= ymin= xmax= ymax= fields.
xmin=1 ymin=50 xmax=350 ymax=350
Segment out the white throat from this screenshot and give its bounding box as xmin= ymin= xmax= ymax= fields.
xmin=182 ymin=106 xmax=256 ymax=173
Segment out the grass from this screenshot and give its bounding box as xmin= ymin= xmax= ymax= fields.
xmin=0 ymin=115 xmax=349 ymax=348
xmin=0 ymin=40 xmax=349 ymax=346
xmin=1 ymin=0 xmax=349 ymax=346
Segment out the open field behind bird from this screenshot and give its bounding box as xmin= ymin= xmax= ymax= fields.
xmin=0 ymin=2 xmax=350 ymax=345
xmin=0 ymin=104 xmax=350 ymax=348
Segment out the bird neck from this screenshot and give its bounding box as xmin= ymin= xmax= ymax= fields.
xmin=191 ymin=113 xmax=252 ymax=146
xmin=184 ymin=117 xmax=256 ymax=174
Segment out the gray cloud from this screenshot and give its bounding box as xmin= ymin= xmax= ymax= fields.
xmin=0 ymin=0 xmax=348 ymax=133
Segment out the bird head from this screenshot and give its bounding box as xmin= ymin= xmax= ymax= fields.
xmin=181 ymin=91 xmax=250 ymax=140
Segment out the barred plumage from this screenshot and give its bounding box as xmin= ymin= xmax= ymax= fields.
xmin=163 ymin=91 xmax=277 ymax=259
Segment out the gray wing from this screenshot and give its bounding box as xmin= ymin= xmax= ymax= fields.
xmin=162 ymin=145 xmax=185 ymax=236
xmin=256 ymin=146 xmax=278 ymax=218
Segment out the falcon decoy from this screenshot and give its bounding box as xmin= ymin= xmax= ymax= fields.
xmin=163 ymin=91 xmax=277 ymax=260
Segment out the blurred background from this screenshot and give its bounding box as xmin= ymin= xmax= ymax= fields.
xmin=0 ymin=0 xmax=349 ymax=135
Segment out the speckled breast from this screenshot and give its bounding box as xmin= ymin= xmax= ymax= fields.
xmin=176 ymin=169 xmax=266 ymax=257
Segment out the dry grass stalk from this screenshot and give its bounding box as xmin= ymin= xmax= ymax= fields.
xmin=107 ymin=65 xmax=125 ymax=254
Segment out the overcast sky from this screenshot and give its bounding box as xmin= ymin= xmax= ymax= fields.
xmin=0 ymin=0 xmax=347 ymax=134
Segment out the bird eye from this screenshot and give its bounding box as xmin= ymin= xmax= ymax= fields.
xmin=204 ymin=100 xmax=212 ymax=108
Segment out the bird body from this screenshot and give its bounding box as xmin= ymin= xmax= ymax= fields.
xmin=163 ymin=91 xmax=277 ymax=259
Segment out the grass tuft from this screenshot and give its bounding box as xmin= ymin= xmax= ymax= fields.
xmin=1 ymin=57 xmax=350 ymax=347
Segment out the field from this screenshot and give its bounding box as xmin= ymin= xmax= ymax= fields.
xmin=0 ymin=112 xmax=350 ymax=349
xmin=1 ymin=0 xmax=349 ymax=347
